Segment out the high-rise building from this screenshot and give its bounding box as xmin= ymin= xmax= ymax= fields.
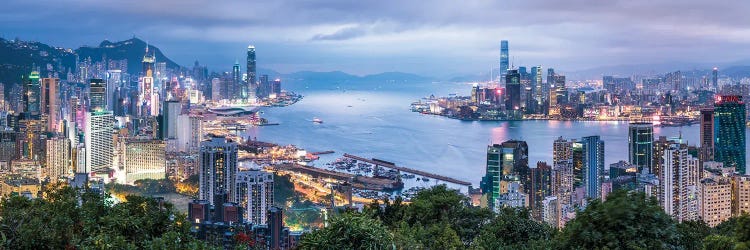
xmin=41 ymin=78 xmax=60 ymax=132
xmin=714 ymin=95 xmax=746 ymax=174
xmin=660 ymin=142 xmax=700 ymax=222
xmin=628 ymin=122 xmax=653 ymax=173
xmin=531 ymin=66 xmax=543 ymax=105
xmin=552 ymin=137 xmax=574 ymax=212
xmin=712 ymin=67 xmax=718 ymax=89
xmin=106 ymin=70 xmax=122 ymax=112
xmin=581 ymin=136 xmax=604 ymax=199
xmin=161 ymin=101 xmax=181 ymax=140
xmin=499 ymin=40 xmax=509 ymax=77
xmin=0 ymin=130 xmax=17 ymax=162
xmin=530 ymin=162 xmax=552 ymax=220
xmin=199 ymin=137 xmax=238 ymax=206
xmin=89 ymin=79 xmax=106 ymax=112
xmin=246 ymin=45 xmax=257 ymax=99
xmin=732 ymin=175 xmax=750 ymax=216
xmin=541 ymin=196 xmax=559 ymax=227
xmin=272 ymin=79 xmax=281 ymax=98
xmin=232 ymin=61 xmax=241 ymax=99
xmin=480 ymin=140 xmax=529 ymax=210
xmin=124 ymin=139 xmax=166 ymax=183
xmin=700 ymin=109 xmax=715 ymax=162
xmin=235 ymin=170 xmax=274 ymax=225
xmin=84 ymin=111 xmax=114 ymax=174
xmin=45 ymin=136 xmax=71 ymax=182
xmin=504 ymin=69 xmax=521 ymax=115
xmin=700 ymin=176 xmax=732 ymax=227
xmin=24 ymin=71 xmax=41 ymax=114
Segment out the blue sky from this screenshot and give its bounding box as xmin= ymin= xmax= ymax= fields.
xmin=2 ymin=0 xmax=750 ymax=77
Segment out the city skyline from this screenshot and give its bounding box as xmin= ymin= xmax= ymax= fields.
xmin=4 ymin=1 xmax=750 ymax=77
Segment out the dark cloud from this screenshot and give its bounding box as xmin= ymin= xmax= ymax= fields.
xmin=1 ymin=0 xmax=750 ymax=76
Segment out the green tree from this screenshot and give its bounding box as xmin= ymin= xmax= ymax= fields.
xmin=472 ymin=208 xmax=553 ymax=249
xmin=677 ymin=220 xmax=712 ymax=250
xmin=557 ymin=190 xmax=679 ymax=249
xmin=298 ymin=212 xmax=393 ymax=250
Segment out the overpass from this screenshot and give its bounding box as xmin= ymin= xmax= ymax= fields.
xmin=343 ymin=154 xmax=472 ymax=186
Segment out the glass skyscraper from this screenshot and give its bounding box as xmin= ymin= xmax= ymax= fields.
xmin=480 ymin=140 xmax=528 ymax=210
xmin=628 ymin=122 xmax=653 ymax=173
xmin=581 ymin=135 xmax=604 ymax=199
xmin=505 ymin=69 xmax=521 ymax=118
xmin=499 ymin=40 xmax=509 ymax=77
xmin=714 ymin=95 xmax=746 ymax=174
xmin=246 ymin=45 xmax=257 ymax=99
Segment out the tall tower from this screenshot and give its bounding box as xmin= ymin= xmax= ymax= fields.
xmin=581 ymin=135 xmax=604 ymax=199
xmin=41 ymin=78 xmax=60 ymax=132
xmin=700 ymin=108 xmax=715 ymax=162
xmin=660 ymin=142 xmax=700 ymax=222
xmin=628 ymin=122 xmax=653 ymax=173
xmin=480 ymin=140 xmax=529 ymax=210
xmin=84 ymin=111 xmax=114 ymax=174
xmin=89 ymin=79 xmax=106 ymax=112
xmin=714 ymin=95 xmax=746 ymax=174
xmin=499 ymin=40 xmax=509 ymax=78
xmin=232 ymin=61 xmax=241 ymax=100
xmin=246 ymin=45 xmax=257 ymax=99
xmin=712 ymin=67 xmax=718 ymax=89
xmin=505 ymin=69 xmax=521 ymax=114
xmin=235 ymin=170 xmax=274 ymax=225
xmin=24 ymin=71 xmax=41 ymax=114
xmin=199 ymin=136 xmax=238 ymax=206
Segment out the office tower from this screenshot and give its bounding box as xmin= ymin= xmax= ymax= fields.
xmin=700 ymin=176 xmax=732 ymax=227
xmin=155 ymin=62 xmax=167 ymax=78
xmin=106 ymin=70 xmax=122 ymax=112
xmin=19 ymin=117 xmax=45 ymax=161
xmin=258 ymin=75 xmax=270 ymax=98
xmin=272 ymin=79 xmax=281 ymax=97
xmin=714 ymin=95 xmax=746 ymax=174
xmin=161 ymin=101 xmax=181 ymax=140
xmin=84 ymin=111 xmax=114 ymax=174
xmin=211 ymin=78 xmax=221 ymax=101
xmin=142 ymin=46 xmax=155 ymax=78
xmin=700 ymin=109 xmax=715 ymax=161
xmin=660 ymin=142 xmax=700 ymax=222
xmin=531 ymin=66 xmax=543 ymax=104
xmin=0 ymin=131 xmax=17 ymax=162
xmin=712 ymin=67 xmax=718 ymax=89
xmin=24 ymin=71 xmax=41 ymax=114
xmin=499 ymin=40 xmax=509 ymax=77
xmin=581 ymin=136 xmax=604 ymax=199
xmin=45 ymin=136 xmax=71 ymax=182
xmin=552 ymin=137 xmax=574 ymax=211
xmin=530 ymin=162 xmax=552 ymax=220
xmin=41 ymin=78 xmax=60 ymax=132
xmin=504 ymin=69 xmax=521 ymax=112
xmin=124 ymin=139 xmax=166 ymax=183
xmin=628 ymin=122 xmax=653 ymax=173
xmin=235 ymin=170 xmax=274 ymax=225
xmin=199 ymin=137 xmax=238 ymax=206
xmin=732 ymin=175 xmax=750 ymax=216
xmin=232 ymin=61 xmax=241 ymax=99
xmin=176 ymin=114 xmax=203 ymax=153
xmin=481 ymin=140 xmax=529 ymax=210
xmin=246 ymin=45 xmax=257 ymax=99
xmin=89 ymin=79 xmax=106 ymax=112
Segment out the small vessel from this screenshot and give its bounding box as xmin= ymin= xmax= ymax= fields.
xmin=313 ymin=118 xmax=323 ymax=124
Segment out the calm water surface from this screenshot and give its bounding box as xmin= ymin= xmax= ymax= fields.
xmin=245 ymin=81 xmax=747 ymax=186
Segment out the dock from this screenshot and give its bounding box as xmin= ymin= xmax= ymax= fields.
xmin=310 ymin=150 xmax=335 ymax=155
xmin=343 ymin=153 xmax=472 ymax=186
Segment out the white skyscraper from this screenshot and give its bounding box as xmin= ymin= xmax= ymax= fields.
xmin=661 ymin=142 xmax=700 ymax=222
xmin=235 ymin=170 xmax=274 ymax=225
xmin=85 ymin=111 xmax=114 ymax=174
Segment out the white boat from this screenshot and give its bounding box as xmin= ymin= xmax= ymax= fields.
xmin=313 ymin=118 xmax=323 ymax=124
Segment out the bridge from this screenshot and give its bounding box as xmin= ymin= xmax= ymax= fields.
xmin=343 ymin=154 xmax=472 ymax=186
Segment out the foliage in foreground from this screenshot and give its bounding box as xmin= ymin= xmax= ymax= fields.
xmin=297 ymin=186 xmax=750 ymax=250
xmin=0 ymin=184 xmax=215 ymax=249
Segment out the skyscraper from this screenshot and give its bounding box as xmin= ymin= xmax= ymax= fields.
xmin=41 ymin=77 xmax=60 ymax=132
xmin=246 ymin=45 xmax=257 ymax=99
xmin=24 ymin=71 xmax=41 ymax=114
xmin=628 ymin=122 xmax=653 ymax=173
xmin=199 ymin=136 xmax=238 ymax=206
xmin=89 ymin=79 xmax=106 ymax=112
xmin=481 ymin=140 xmax=529 ymax=210
xmin=700 ymin=109 xmax=715 ymax=162
xmin=714 ymin=95 xmax=746 ymax=174
xmin=581 ymin=135 xmax=604 ymax=199
xmin=712 ymin=67 xmax=718 ymax=89
xmin=84 ymin=111 xmax=114 ymax=174
xmin=235 ymin=170 xmax=274 ymax=225
xmin=499 ymin=40 xmax=509 ymax=77
xmin=232 ymin=61 xmax=241 ymax=99
xmin=530 ymin=162 xmax=552 ymax=221
xmin=161 ymin=101 xmax=181 ymax=140
xmin=45 ymin=136 xmax=71 ymax=182
xmin=660 ymin=142 xmax=700 ymax=222
xmin=505 ymin=69 xmax=521 ymax=113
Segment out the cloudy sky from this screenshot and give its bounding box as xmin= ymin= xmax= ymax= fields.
xmin=2 ymin=0 xmax=750 ymax=77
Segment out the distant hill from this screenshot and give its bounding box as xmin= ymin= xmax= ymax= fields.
xmin=281 ymin=70 xmax=432 ymax=83
xmin=76 ymin=38 xmax=182 ymax=76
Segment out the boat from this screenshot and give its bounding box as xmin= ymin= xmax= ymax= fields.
xmin=313 ymin=118 xmax=323 ymax=124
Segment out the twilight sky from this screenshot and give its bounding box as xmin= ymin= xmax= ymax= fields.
xmin=2 ymin=0 xmax=750 ymax=77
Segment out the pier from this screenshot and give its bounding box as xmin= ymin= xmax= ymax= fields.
xmin=343 ymin=153 xmax=472 ymax=186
